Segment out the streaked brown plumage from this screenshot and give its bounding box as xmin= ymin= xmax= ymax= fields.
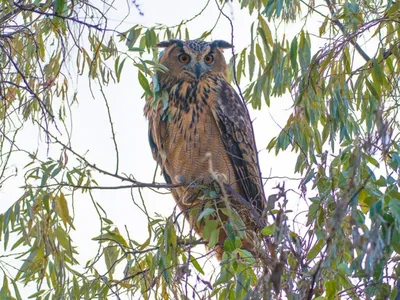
xmin=144 ymin=39 xmax=266 ymax=260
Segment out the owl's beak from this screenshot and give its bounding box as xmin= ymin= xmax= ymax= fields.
xmin=193 ymin=63 xmax=207 ymax=79
xmin=186 ymin=62 xmax=207 ymax=80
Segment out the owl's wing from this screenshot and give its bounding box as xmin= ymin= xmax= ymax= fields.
xmin=148 ymin=124 xmax=159 ymax=162
xmin=211 ymin=81 xmax=266 ymax=213
xmin=144 ymin=101 xmax=173 ymax=184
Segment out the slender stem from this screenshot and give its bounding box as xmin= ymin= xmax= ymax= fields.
xmin=325 ymin=0 xmax=371 ymax=62
xmin=34 ymin=120 xmax=183 ymax=190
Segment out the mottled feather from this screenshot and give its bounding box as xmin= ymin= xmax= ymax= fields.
xmin=213 ymin=80 xmax=265 ymax=213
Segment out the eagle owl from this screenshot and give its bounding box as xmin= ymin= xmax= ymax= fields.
xmin=144 ymin=39 xmax=266 ymax=260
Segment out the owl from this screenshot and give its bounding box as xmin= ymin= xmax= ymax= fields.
xmin=144 ymin=39 xmax=266 ymax=260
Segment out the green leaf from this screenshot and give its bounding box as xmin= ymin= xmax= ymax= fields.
xmin=104 ymin=246 xmax=120 ymax=279
xmin=54 ymin=0 xmax=66 ymax=15
xmin=266 ymin=137 xmax=277 ymax=151
xmin=197 ymin=208 xmax=215 ymax=221
xmin=366 ymin=155 xmax=379 ymax=168
xmin=11 ymin=237 xmax=25 ymax=251
xmin=190 ymin=255 xmax=205 ymax=275
xmin=55 ymin=193 xmax=70 ymax=227
xmin=319 ymin=17 xmax=328 ymax=36
xmin=126 ymin=26 xmax=142 ymax=50
xmin=224 ymin=237 xmax=241 ymax=253
xmin=358 ymin=189 xmax=370 ymax=214
xmin=307 ymin=239 xmax=325 ymax=260
xmin=371 ymin=59 xmax=385 ymax=87
xmin=93 ymin=230 xmax=128 ymax=247
xmin=116 ymin=57 xmax=126 ymax=82
xmin=102 ymin=217 xmax=114 ymax=225
xmin=290 ymin=37 xmax=298 ymax=72
xmin=365 ymin=81 xmax=379 ymax=103
xmin=389 ymin=153 xmax=400 ymax=171
xmin=389 ymin=199 xmax=400 ymax=225
xmin=11 ymin=280 xmax=22 ymax=300
xmin=303 ymin=169 xmax=314 ymax=185
xmin=325 ymin=280 xmax=337 ymax=297
xmin=203 ymin=219 xmax=218 ymax=239
xmin=261 ymin=224 xmax=275 ymax=235
xmin=343 ymin=46 xmax=351 ymax=74
xmin=392 ymin=230 xmax=400 ymax=254
xmin=235 ymin=249 xmax=255 ymax=265
xmin=139 ymin=237 xmax=150 ymax=250
xmin=255 ymin=43 xmax=265 ymax=68
xmin=128 ymin=47 xmax=144 ymax=52
xmin=28 ymin=290 xmax=45 ymax=298
xmin=258 ymin=15 xmax=273 ymax=46
xmin=51 ymin=166 xmax=61 ymax=178
xmin=248 ymin=50 xmax=256 ymax=81
xmin=208 ymin=229 xmax=219 ymax=248
xmin=42 ymin=193 xmax=51 ymax=213
xmin=249 ymin=22 xmax=255 ymax=81
xmin=307 ymin=203 xmax=319 ymax=225
xmin=138 ymin=71 xmax=152 ymax=96
xmin=386 ymin=2 xmax=400 ymax=16
xmin=390 ymin=288 xmax=399 ymax=300
xmin=236 ymin=54 xmax=244 ymax=84
xmin=1 ymin=275 xmax=8 ymax=297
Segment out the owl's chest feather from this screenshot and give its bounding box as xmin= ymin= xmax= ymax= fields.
xmin=165 ymin=80 xmax=217 ymax=140
xmin=158 ymin=80 xmax=231 ymax=180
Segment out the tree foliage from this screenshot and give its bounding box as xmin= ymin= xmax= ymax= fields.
xmin=1 ymin=0 xmax=400 ymax=299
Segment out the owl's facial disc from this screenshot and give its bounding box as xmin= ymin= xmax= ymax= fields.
xmin=178 ymin=52 xmax=214 ymax=80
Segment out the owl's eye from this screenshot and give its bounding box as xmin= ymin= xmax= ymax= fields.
xmin=178 ymin=53 xmax=191 ymax=64
xmin=204 ymin=54 xmax=214 ymax=65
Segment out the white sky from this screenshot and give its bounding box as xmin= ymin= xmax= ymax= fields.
xmin=0 ymin=0 xmax=312 ymax=298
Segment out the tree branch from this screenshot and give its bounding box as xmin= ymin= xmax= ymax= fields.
xmin=98 ymin=79 xmax=120 ymax=175
xmin=27 ymin=182 xmax=180 ymax=190
xmin=325 ymin=0 xmax=371 ymax=62
xmin=34 ymin=120 xmax=183 ymax=190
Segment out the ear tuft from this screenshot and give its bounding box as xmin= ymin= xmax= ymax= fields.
xmin=156 ymin=40 xmax=172 ymax=48
xmin=210 ymin=40 xmax=233 ymax=49
xmin=156 ymin=39 xmax=183 ymax=48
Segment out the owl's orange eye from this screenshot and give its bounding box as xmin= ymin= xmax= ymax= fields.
xmin=178 ymin=53 xmax=191 ymax=64
xmin=204 ymin=54 xmax=214 ymax=65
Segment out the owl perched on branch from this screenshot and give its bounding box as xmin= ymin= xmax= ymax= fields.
xmin=144 ymin=39 xmax=266 ymax=260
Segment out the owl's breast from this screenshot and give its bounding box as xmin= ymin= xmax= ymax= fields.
xmin=161 ymin=81 xmax=236 ymax=188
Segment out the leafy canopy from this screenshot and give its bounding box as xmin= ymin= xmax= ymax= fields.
xmin=1 ymin=0 xmax=400 ymax=299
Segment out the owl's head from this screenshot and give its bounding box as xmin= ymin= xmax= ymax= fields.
xmin=156 ymin=39 xmax=233 ymax=82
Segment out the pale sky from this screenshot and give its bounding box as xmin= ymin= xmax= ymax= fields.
xmin=0 ymin=1 xmax=309 ymax=298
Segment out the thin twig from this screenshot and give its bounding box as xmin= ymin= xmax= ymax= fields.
xmin=34 ymin=120 xmax=183 ymax=189
xmin=28 ymin=182 xmax=180 ymax=190
xmin=325 ymin=0 xmax=371 ymax=62
xmin=98 ymin=79 xmax=120 ymax=174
